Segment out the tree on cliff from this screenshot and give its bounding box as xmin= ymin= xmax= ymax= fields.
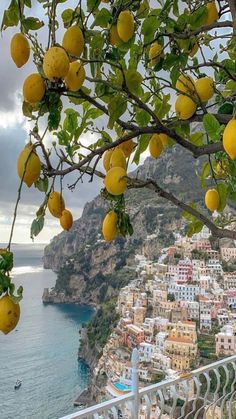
xmin=0 ymin=0 xmax=236 ymax=324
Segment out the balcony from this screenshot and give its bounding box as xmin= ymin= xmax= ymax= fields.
xmin=61 ymin=349 xmax=236 ymax=419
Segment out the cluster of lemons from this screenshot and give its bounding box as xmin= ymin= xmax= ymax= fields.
xmin=11 ymin=26 xmax=88 ymax=232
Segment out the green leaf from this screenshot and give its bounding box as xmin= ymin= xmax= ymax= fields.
xmin=92 ymin=8 xmax=111 ymax=28
xmin=124 ymin=69 xmax=143 ymax=95
xmin=108 ymin=94 xmax=127 ymax=129
xmin=48 ymin=109 xmax=61 ymax=131
xmin=189 ymin=5 xmax=207 ymax=29
xmin=63 ymin=108 xmax=79 ymax=134
xmin=0 ymin=250 xmax=13 ymax=272
xmin=1 ymin=0 xmax=19 ymax=30
xmin=218 ymin=103 xmax=233 ymax=115
xmin=190 ymin=132 xmax=204 ymax=146
xmin=217 ymin=183 xmax=228 ymax=212
xmin=22 ymin=17 xmax=44 ymax=32
xmin=30 ymin=216 xmax=44 ymax=240
xmin=135 ymin=109 xmax=151 ymax=127
xmin=87 ymin=0 xmax=101 ymax=13
xmin=141 ymin=16 xmax=160 ymax=43
xmin=203 ymin=114 xmax=221 ymax=141
xmin=35 ymin=177 xmax=48 ymax=193
xmin=133 ymin=134 xmax=150 ymax=165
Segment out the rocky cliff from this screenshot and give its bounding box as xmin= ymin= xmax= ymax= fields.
xmin=43 ymin=145 xmax=204 ymax=305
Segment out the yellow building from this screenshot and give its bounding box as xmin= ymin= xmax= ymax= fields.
xmin=167 ymin=321 xmax=197 ymax=343
xmin=164 ymin=336 xmax=198 ymax=371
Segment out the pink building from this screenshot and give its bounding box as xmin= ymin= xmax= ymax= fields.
xmin=215 ymin=324 xmax=236 ymax=356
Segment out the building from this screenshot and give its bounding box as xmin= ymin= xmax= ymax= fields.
xmin=164 ymin=337 xmax=198 ymax=371
xmin=123 ymin=324 xmax=145 ymax=348
xmin=223 ymin=272 xmax=236 ymax=290
xmin=139 ymin=342 xmax=155 ymax=363
xmin=168 ymin=283 xmax=203 ymax=302
xmin=221 ymin=247 xmax=236 ymax=262
xmin=215 ymin=324 xmax=236 ymax=356
xmin=199 ymin=296 xmax=212 ymax=330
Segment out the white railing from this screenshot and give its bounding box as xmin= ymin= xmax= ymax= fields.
xmin=60 ymin=349 xmax=236 ymax=419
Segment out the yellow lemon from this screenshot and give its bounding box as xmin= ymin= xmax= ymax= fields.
xmin=62 ymin=25 xmax=84 ymax=58
xmin=117 ymin=10 xmax=134 ymax=43
xmin=43 ymin=47 xmax=70 ymax=80
xmin=60 ymin=209 xmax=73 ymax=231
xmin=149 ymin=42 xmax=162 ymax=66
xmin=0 ymin=295 xmax=20 ymax=335
xmin=118 ymin=139 xmax=135 ymax=158
xmin=195 ymin=77 xmax=214 ymax=102
xmin=223 ymin=119 xmax=236 ymax=160
xmin=205 ymin=2 xmax=218 ymax=25
xmin=10 ymin=33 xmax=30 ymax=68
xmin=103 ymin=149 xmax=113 ymax=172
xmin=176 ymin=74 xmax=194 ymax=94
xmin=159 ymin=133 xmax=169 ymax=147
xmin=102 ymin=210 xmax=118 ymax=242
xmin=23 ymin=73 xmax=46 ymax=104
xmin=149 ymin=134 xmax=163 ymax=159
xmin=64 ymin=61 xmax=85 ymax=91
xmin=109 ymin=25 xmax=121 ymax=46
xmin=175 ymin=95 xmax=197 ymax=120
xmin=104 ymin=167 xmax=127 ymax=196
xmin=205 ymin=188 xmax=220 ymax=211
xmin=110 ymin=148 xmax=126 ymax=169
xmin=17 ymin=144 xmax=41 ymax=187
xmin=48 ymin=191 xmax=65 ymax=218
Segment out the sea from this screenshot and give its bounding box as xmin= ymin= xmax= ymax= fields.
xmin=0 ymin=243 xmax=94 ymax=419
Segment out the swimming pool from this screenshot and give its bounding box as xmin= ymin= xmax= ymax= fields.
xmin=113 ymin=381 xmax=131 ymax=391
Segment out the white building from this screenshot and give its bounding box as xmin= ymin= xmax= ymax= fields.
xmin=139 ymin=342 xmax=155 ymax=363
xmin=156 ymin=332 xmax=168 ymax=351
xmin=168 ymin=283 xmax=204 ymax=302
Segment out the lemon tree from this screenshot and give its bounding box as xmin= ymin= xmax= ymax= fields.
xmin=0 ymin=0 xmax=236 ymax=323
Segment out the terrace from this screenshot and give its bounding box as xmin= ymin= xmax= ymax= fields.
xmin=61 ymin=349 xmax=236 ymax=419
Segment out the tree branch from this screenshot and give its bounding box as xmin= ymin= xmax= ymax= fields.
xmin=128 ymin=177 xmax=236 ymax=240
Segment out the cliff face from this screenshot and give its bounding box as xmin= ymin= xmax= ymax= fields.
xmin=43 ymin=145 xmax=203 ymax=305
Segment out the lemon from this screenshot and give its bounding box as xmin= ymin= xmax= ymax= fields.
xmin=60 ymin=209 xmax=73 ymax=231
xmin=205 ymin=2 xmax=218 ymax=25
xmin=118 ymin=139 xmax=135 ymax=157
xmin=214 ymin=161 xmax=228 ymax=179
xmin=48 ymin=191 xmax=65 ymax=218
xmin=64 ymin=61 xmax=85 ymax=92
xmin=62 ymin=25 xmax=84 ymax=58
xmin=176 ymin=74 xmax=194 ymax=94
xmin=10 ymin=33 xmax=30 ymax=68
xmin=159 ymin=133 xmax=168 ymax=147
xmin=23 ymin=73 xmax=46 ymax=104
xmin=43 ymin=47 xmax=69 ymax=80
xmin=175 ymin=95 xmax=197 ymax=120
xmin=102 ymin=210 xmax=118 ymax=242
xmin=109 ymin=25 xmax=121 ymax=46
xmin=17 ymin=144 xmax=41 ymax=187
xmin=0 ymin=295 xmax=20 ymax=335
xmin=117 ymin=10 xmax=134 ymax=43
xmin=223 ymin=119 xmax=236 ymax=160
xmin=110 ymin=148 xmax=126 ymax=169
xmin=149 ymin=134 xmax=163 ymax=159
xmin=149 ymin=42 xmax=162 ymax=66
xmin=195 ymin=77 xmax=214 ymax=102
xmin=205 ymin=188 xmax=220 ymax=211
xmin=104 ymin=167 xmax=127 ymax=196
xmin=103 ymin=149 xmax=113 ymax=172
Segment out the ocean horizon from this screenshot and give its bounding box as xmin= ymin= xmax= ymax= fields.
xmin=0 ymin=243 xmax=94 ymax=419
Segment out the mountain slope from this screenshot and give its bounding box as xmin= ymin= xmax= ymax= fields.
xmin=43 ymin=145 xmax=204 ymax=305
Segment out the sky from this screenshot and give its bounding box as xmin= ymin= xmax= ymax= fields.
xmin=0 ymin=1 xmax=231 ymax=244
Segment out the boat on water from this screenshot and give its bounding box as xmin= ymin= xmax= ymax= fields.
xmin=14 ymin=380 xmax=22 ymax=390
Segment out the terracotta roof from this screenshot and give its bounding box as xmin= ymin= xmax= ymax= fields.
xmin=166 ymin=337 xmax=194 ymax=344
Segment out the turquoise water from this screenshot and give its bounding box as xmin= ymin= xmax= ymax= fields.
xmin=0 ymin=244 xmax=94 ymax=419
xmin=113 ymin=382 xmax=131 ymax=391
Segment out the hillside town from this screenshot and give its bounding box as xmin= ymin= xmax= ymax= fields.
xmin=94 ymin=227 xmax=236 ymax=401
